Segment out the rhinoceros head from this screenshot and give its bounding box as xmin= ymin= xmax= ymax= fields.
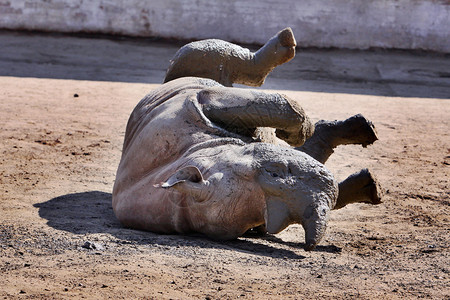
xmin=159 ymin=142 xmax=337 ymax=250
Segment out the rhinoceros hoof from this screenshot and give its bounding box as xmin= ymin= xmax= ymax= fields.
xmin=342 ymin=114 xmax=378 ymax=147
xmin=277 ymin=27 xmax=296 ymax=48
xmin=365 ymin=169 xmax=383 ymax=205
xmin=314 ymin=114 xmax=379 ymax=149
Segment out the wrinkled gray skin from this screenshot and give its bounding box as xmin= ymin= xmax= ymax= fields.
xmin=164 ymin=28 xmax=296 ymax=87
xmin=113 ymin=77 xmax=380 ymax=250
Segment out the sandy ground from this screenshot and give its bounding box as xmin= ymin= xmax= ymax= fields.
xmin=0 ymin=32 xmax=449 ymax=299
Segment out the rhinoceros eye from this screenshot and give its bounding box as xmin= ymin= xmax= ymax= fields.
xmin=263 ymin=165 xmax=285 ymax=179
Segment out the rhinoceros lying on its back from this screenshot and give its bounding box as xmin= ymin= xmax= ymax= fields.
xmin=113 ymin=77 xmax=381 ymax=250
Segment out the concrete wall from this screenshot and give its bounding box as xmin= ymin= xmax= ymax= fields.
xmin=1 ymin=0 xmax=449 ymax=52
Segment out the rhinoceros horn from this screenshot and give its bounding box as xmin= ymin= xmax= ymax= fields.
xmin=264 ymin=197 xmax=291 ymax=234
xmin=301 ymin=203 xmax=330 ymax=251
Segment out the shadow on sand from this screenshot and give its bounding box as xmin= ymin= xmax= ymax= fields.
xmin=34 ymin=191 xmax=341 ymax=259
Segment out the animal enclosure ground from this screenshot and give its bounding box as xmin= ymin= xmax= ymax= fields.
xmin=0 ymin=32 xmax=449 ymax=299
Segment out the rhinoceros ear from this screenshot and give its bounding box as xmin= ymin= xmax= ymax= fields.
xmin=160 ymin=166 xmax=204 ymax=188
xmin=264 ymin=198 xmax=291 ymax=234
xmin=159 ymin=166 xmax=209 ymax=202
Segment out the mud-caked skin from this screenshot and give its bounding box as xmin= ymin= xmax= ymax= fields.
xmin=113 ymin=77 xmax=382 ymax=250
xmin=164 ymin=28 xmax=296 ymax=87
xmin=113 ymin=77 xmax=332 ymax=250
xmin=114 ymin=27 xmax=382 ymax=250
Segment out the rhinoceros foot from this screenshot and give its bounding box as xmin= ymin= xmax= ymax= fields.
xmin=316 ymin=114 xmax=378 ymax=149
xmin=278 ymin=27 xmax=296 ymax=48
xmin=334 ymin=169 xmax=383 ymax=210
xmin=297 ymin=114 xmax=378 ymax=164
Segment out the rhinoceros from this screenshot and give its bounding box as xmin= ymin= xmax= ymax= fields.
xmin=112 ymin=77 xmax=381 ymax=250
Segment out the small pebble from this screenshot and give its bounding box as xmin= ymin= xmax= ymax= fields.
xmin=81 ymin=241 xmax=104 ymax=250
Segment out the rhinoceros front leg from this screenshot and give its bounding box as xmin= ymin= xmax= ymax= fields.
xmin=199 ymin=87 xmax=314 ymax=146
xmin=296 ymin=114 xmax=378 ymax=164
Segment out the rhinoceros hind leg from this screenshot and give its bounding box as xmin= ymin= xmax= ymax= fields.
xmin=252 ymin=27 xmax=296 ymax=71
xmin=334 ymin=168 xmax=382 ymax=210
xmin=164 ymin=28 xmax=296 ymax=87
xmin=297 ymin=114 xmax=378 ymax=164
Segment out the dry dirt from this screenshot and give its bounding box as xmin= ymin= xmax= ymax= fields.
xmin=0 ymin=33 xmax=449 ymax=299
